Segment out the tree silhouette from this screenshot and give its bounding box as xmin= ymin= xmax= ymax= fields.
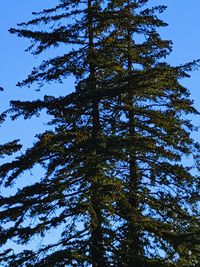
xmin=0 ymin=1 xmax=199 ymax=266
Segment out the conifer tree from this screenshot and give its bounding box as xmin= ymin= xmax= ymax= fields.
xmin=0 ymin=1 xmax=117 ymax=266
xmin=0 ymin=1 xmax=199 ymax=267
xmin=102 ymin=1 xmax=200 ymax=266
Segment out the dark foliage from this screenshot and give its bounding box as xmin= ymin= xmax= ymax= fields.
xmin=0 ymin=1 xmax=199 ymax=266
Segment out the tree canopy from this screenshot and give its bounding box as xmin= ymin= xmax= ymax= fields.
xmin=0 ymin=1 xmax=200 ymax=266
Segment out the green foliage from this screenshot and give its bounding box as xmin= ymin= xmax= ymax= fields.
xmin=0 ymin=1 xmax=199 ymax=266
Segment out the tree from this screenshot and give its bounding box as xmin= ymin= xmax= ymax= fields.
xmin=0 ymin=1 xmax=200 ymax=267
xmin=0 ymin=1 xmax=118 ymax=266
xmin=101 ymin=1 xmax=200 ymax=266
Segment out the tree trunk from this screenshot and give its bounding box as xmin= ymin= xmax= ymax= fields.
xmin=88 ymin=1 xmax=105 ymax=266
xmin=127 ymin=105 xmax=143 ymax=267
xmin=126 ymin=2 xmax=143 ymax=264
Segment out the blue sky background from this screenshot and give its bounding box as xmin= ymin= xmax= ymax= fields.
xmin=0 ymin=0 xmax=200 ymax=256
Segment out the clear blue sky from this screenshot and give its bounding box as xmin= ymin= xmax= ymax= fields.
xmin=0 ymin=0 xmax=200 ymax=146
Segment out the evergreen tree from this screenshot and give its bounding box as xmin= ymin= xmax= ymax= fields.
xmin=101 ymin=1 xmax=200 ymax=266
xmin=0 ymin=1 xmax=199 ymax=267
xmin=0 ymin=1 xmax=117 ymax=266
